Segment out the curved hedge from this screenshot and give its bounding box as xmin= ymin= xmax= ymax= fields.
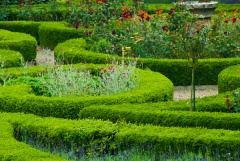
xmin=0 ymin=63 xmax=173 ymax=119
xmin=79 ymin=100 xmax=240 ymax=130
xmin=54 ymin=38 xmax=240 ymax=86
xmin=38 ymin=22 xmax=93 ymax=49
xmin=218 ymin=65 xmax=240 ymax=93
xmin=0 ymin=29 xmax=37 ymax=61
xmin=0 ymin=49 xmax=24 ymax=68
xmin=0 ymin=21 xmax=41 ymax=43
xmin=2 ymin=112 xmax=240 ymax=157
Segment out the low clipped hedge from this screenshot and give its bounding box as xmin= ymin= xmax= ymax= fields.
xmin=38 ymin=22 xmax=93 ymax=49
xmin=2 ymin=112 xmax=240 ymax=158
xmin=0 ymin=49 xmax=24 ymax=68
xmin=55 ymin=38 xmax=240 ymax=86
xmin=0 ymin=21 xmax=41 ymax=44
xmin=0 ymin=112 xmax=115 ymax=160
xmin=0 ymin=29 xmax=37 ymax=61
xmin=0 ymin=21 xmax=91 ymax=46
xmin=0 ymin=63 xmax=173 ymax=119
xmin=218 ymin=65 xmax=240 ymax=93
xmin=79 ymin=98 xmax=240 ymax=130
xmin=115 ymin=123 xmax=240 ymax=155
xmin=0 ymin=119 xmax=66 ymax=161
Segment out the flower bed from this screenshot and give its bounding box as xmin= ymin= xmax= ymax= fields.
xmin=0 ymin=63 xmax=173 ymax=119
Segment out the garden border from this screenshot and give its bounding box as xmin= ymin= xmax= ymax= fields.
xmin=0 ymin=29 xmax=37 ymax=61
xmin=0 ymin=63 xmax=173 ymax=119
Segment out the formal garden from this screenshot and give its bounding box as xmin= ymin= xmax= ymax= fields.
xmin=0 ymin=0 xmax=240 ymax=160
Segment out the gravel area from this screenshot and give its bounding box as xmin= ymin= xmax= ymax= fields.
xmin=28 ymin=49 xmax=219 ymax=100
xmin=174 ymin=85 xmax=218 ymax=100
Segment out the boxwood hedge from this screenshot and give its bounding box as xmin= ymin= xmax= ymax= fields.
xmin=0 ymin=49 xmax=24 ymax=68
xmin=0 ymin=29 xmax=37 ymax=61
xmin=0 ymin=63 xmax=173 ymax=119
xmin=218 ymin=65 xmax=240 ymax=93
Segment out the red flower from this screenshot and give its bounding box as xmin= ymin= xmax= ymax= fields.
xmin=230 ymin=17 xmax=236 ymax=23
xmin=96 ymin=0 xmax=102 ymax=3
xmin=162 ymin=26 xmax=168 ymax=31
xmin=224 ymin=18 xmax=228 ymax=23
xmin=87 ymin=31 xmax=93 ymax=35
xmin=75 ymin=23 xmax=79 ymax=29
xmin=111 ymin=30 xmax=116 ymax=35
xmin=87 ymin=1 xmax=91 ymax=5
xmin=168 ymin=10 xmax=174 ymax=15
xmin=146 ymin=16 xmax=150 ymax=21
xmin=195 ymin=30 xmax=200 ymax=33
xmin=140 ymin=13 xmax=144 ymax=20
xmin=123 ymin=12 xmax=131 ymax=19
xmin=168 ymin=8 xmax=175 ymax=15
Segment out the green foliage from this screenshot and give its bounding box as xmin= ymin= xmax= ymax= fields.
xmin=0 ymin=112 xmax=118 ymax=158
xmin=0 ymin=64 xmax=173 ymax=119
xmin=34 ymin=60 xmax=138 ymax=97
xmin=5 ymin=76 xmax=50 ymax=96
xmin=80 ymin=96 xmax=240 ymax=130
xmin=0 ymin=116 xmax=66 ymax=161
xmin=38 ymin=22 xmax=92 ymax=49
xmin=0 ymin=29 xmax=37 ymax=61
xmin=0 ymin=21 xmax=41 ymax=44
xmin=0 ymin=49 xmax=24 ymax=68
xmin=90 ymin=38 xmax=114 ymax=54
xmin=2 ymin=112 xmax=240 ymax=159
xmin=218 ymin=65 xmax=240 ymax=93
xmin=225 ymin=88 xmax=240 ymax=112
xmin=55 ymin=38 xmax=240 ymax=85
xmin=115 ymin=123 xmax=240 ymax=155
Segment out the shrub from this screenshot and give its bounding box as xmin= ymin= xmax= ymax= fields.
xmin=218 ymin=65 xmax=240 ymax=93
xmin=0 ymin=63 xmax=173 ymax=119
xmin=0 ymin=29 xmax=37 ymax=61
xmin=0 ymin=49 xmax=24 ymax=68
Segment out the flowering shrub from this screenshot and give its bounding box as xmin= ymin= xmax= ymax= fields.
xmin=84 ymin=2 xmax=240 ymax=59
xmin=6 ymin=60 xmax=139 ymax=97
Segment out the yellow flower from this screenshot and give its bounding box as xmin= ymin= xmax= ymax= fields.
xmin=125 ymin=47 xmax=131 ymax=50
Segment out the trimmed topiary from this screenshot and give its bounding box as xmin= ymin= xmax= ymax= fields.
xmin=0 ymin=49 xmax=24 ymax=68
xmin=0 ymin=21 xmax=41 ymax=44
xmin=38 ymin=22 xmax=93 ymax=49
xmin=218 ymin=65 xmax=240 ymax=93
xmin=0 ymin=29 xmax=37 ymax=61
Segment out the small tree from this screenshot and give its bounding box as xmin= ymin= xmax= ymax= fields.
xmin=164 ymin=2 xmax=210 ymax=111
